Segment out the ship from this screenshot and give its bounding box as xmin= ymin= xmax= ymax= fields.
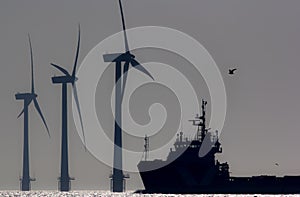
xmin=137 ymin=99 xmax=300 ymax=194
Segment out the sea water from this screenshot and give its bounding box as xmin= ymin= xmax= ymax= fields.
xmin=0 ymin=191 xmax=298 ymax=197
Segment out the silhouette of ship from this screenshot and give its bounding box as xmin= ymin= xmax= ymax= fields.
xmin=137 ymin=100 xmax=300 ymax=194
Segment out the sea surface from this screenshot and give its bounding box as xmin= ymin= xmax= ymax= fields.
xmin=0 ymin=191 xmax=298 ymax=197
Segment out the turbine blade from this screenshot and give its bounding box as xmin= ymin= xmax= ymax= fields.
xmin=28 ymin=34 xmax=35 ymax=94
xmin=131 ymin=59 xmax=154 ymax=80
xmin=72 ymin=24 xmax=81 ymax=77
xmin=17 ymin=99 xmax=32 ymax=118
xmin=51 ymin=63 xmax=70 ymax=76
xmin=118 ymin=0 xmax=129 ymax=52
xmin=121 ymin=61 xmax=130 ymax=102
xmin=72 ymin=82 xmax=86 ymax=150
xmin=33 ymin=99 xmax=50 ymax=138
xmin=17 ymin=108 xmax=24 ymax=118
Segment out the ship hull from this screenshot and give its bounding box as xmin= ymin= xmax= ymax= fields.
xmin=138 ymin=161 xmax=300 ymax=194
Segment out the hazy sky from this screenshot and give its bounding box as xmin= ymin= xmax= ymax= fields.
xmin=1 ymin=0 xmax=300 ymax=191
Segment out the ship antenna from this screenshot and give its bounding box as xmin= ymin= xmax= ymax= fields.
xmin=179 ymin=118 xmax=184 ymax=142
xmin=216 ymin=130 xmax=219 ymax=142
xmin=180 ymin=117 xmax=183 ymax=133
xmin=143 ymin=135 xmax=149 ymax=161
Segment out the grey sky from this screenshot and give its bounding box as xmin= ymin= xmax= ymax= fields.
xmin=0 ymin=0 xmax=300 ymax=190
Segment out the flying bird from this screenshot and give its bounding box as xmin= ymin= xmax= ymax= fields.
xmin=229 ymin=68 xmax=237 ymax=75
xmin=275 ymin=163 xmax=279 ymax=166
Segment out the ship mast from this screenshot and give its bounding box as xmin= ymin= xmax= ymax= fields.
xmin=200 ymin=99 xmax=208 ymax=141
xmin=189 ymin=99 xmax=208 ymax=142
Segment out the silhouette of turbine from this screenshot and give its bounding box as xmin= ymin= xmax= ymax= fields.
xmin=103 ymin=0 xmax=154 ymax=192
xmin=15 ymin=35 xmax=50 ymax=191
xmin=51 ymin=25 xmax=85 ymax=192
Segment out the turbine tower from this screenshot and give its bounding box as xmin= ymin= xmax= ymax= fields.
xmin=51 ymin=25 xmax=85 ymax=191
xmin=103 ymin=0 xmax=154 ymax=192
xmin=15 ymin=35 xmax=50 ymax=191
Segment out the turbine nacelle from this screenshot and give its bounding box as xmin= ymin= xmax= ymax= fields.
xmin=103 ymin=52 xmax=134 ymax=63
xmin=15 ymin=93 xmax=37 ymax=100
xmin=51 ymin=75 xmax=77 ymax=84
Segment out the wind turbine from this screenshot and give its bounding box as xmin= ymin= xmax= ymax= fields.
xmin=51 ymin=25 xmax=85 ymax=192
xmin=15 ymin=35 xmax=50 ymax=191
xmin=103 ymin=0 xmax=154 ymax=192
